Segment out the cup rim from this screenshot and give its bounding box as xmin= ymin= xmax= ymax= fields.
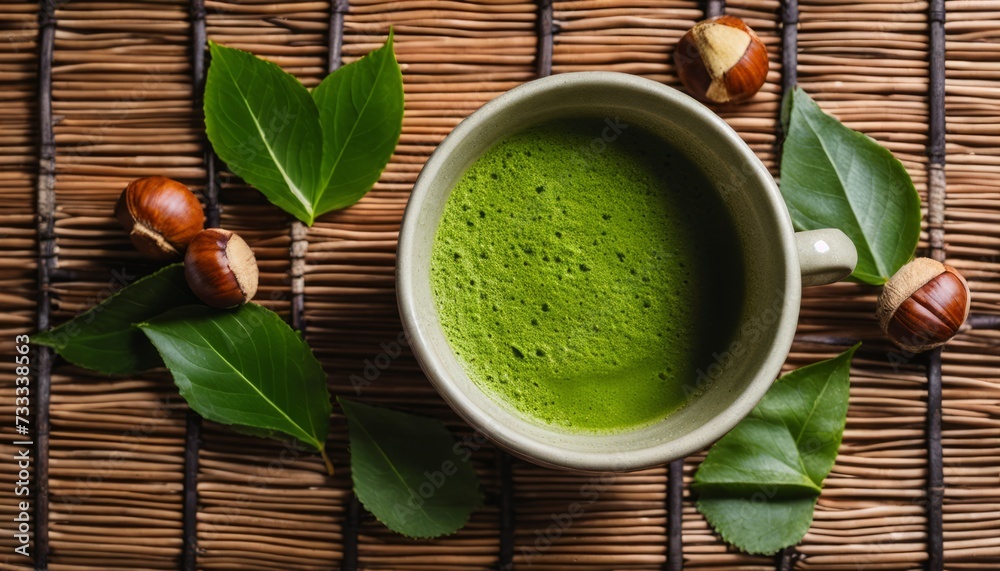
xmin=397 ymin=71 xmax=800 ymax=472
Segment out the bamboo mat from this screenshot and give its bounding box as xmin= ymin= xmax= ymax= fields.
xmin=0 ymin=0 xmax=998 ymax=569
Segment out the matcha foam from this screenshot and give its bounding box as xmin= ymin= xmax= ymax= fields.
xmin=430 ymin=117 xmax=744 ymax=432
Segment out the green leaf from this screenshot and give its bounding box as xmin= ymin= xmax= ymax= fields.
xmin=692 ymin=416 xmax=821 ymax=498
xmin=339 ymin=398 xmax=482 ymax=538
xmin=753 ymin=349 xmax=854 ymax=487
xmin=203 ymin=37 xmax=403 ymax=225
xmin=694 ymin=344 xmax=859 ymax=555
xmin=311 ymin=31 xmax=403 ymax=214
xmin=205 ymin=42 xmax=324 ymax=225
xmin=138 ymin=304 xmax=333 ymax=472
xmin=697 ymin=496 xmax=818 ymax=557
xmin=34 ymin=265 xmax=198 ymax=374
xmin=780 ymin=88 xmax=921 ymax=285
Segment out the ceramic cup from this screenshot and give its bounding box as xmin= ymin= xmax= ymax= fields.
xmin=397 ymin=72 xmax=857 ymax=472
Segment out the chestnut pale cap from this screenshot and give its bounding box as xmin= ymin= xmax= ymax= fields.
xmin=673 ymin=15 xmax=770 ymax=104
xmin=876 ymin=257 xmax=971 ymax=353
xmin=184 ymin=228 xmax=259 ymax=308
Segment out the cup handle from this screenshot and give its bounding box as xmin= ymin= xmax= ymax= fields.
xmin=795 ymin=229 xmax=857 ymax=287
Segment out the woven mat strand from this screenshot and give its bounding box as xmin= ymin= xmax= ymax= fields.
xmin=0 ymin=0 xmax=997 ymax=570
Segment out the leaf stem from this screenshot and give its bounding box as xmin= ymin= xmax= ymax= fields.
xmin=320 ymin=447 xmax=335 ymax=476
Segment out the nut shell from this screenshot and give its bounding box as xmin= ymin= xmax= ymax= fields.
xmin=116 ymin=176 xmax=205 ymax=261
xmin=877 ymin=258 xmax=970 ymax=353
xmin=674 ymin=15 xmax=769 ymax=104
xmin=184 ymin=228 xmax=259 ymax=309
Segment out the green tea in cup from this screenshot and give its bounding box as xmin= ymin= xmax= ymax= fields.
xmin=430 ymin=117 xmax=745 ymax=433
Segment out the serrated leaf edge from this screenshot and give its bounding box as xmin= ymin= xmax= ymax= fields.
xmin=138 ymin=304 xmax=330 ymax=454
xmin=339 ymin=397 xmax=481 ymax=539
xmin=695 ymin=345 xmax=860 ymax=555
xmin=696 ymin=497 xmax=819 ymax=556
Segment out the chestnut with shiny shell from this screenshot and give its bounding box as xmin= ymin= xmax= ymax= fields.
xmin=674 ymin=15 xmax=770 ymax=104
xmin=184 ymin=228 xmax=260 ymax=309
xmin=877 ymin=258 xmax=971 ymax=353
xmin=116 ymin=176 xmax=206 ymax=261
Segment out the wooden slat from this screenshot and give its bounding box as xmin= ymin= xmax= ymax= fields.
xmin=941 ymin=0 xmax=1000 ymax=569
xmin=1 ymin=3 xmax=41 ymax=569
xmin=35 ymin=0 xmax=57 ymax=567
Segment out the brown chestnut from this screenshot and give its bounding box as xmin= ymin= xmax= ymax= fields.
xmin=673 ymin=15 xmax=770 ymax=104
xmin=116 ymin=176 xmax=206 ymax=261
xmin=876 ymin=258 xmax=971 ymax=353
xmin=184 ymin=228 xmax=259 ymax=309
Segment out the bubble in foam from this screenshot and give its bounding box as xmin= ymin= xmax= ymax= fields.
xmin=430 ymin=117 xmax=744 ymax=433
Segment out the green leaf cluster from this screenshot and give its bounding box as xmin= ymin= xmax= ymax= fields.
xmin=694 ymin=345 xmax=859 ymax=555
xmin=35 ymin=32 xmax=477 ymax=541
xmin=780 ymin=88 xmax=921 ymax=285
xmin=204 ymin=33 xmax=404 ymax=225
xmin=34 ymin=265 xmax=197 ymax=374
xmin=36 ymin=266 xmax=338 ymax=470
xmin=37 ymin=266 xmax=481 ymax=538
